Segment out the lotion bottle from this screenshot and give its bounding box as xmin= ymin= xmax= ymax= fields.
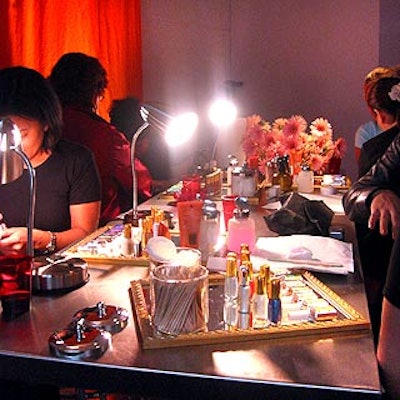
xmin=227 ymin=197 xmax=256 ymax=253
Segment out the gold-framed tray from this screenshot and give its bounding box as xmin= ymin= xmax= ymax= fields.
xmin=130 ymin=271 xmax=369 ymax=349
xmin=59 ymin=224 xmax=149 ymax=266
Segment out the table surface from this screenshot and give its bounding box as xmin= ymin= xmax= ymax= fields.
xmin=0 ymin=194 xmax=382 ymax=400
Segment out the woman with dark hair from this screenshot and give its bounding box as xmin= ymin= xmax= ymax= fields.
xmin=49 ymin=53 xmax=153 ymax=225
xmin=358 ymin=76 xmax=400 ymax=177
xmin=0 ymin=66 xmax=101 ymax=256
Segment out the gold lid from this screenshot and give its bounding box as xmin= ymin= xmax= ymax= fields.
xmin=259 ymin=264 xmax=270 ymax=280
xmin=226 ymin=251 xmax=238 ymax=260
xmin=123 ymin=223 xmax=132 ymax=239
xmin=269 ymin=278 xmax=281 ymax=299
xmin=154 ymin=211 xmax=163 ymax=223
xmin=240 ymin=248 xmax=250 ymax=263
xmin=226 ymin=256 xmax=238 ymax=277
xmin=255 ymin=275 xmax=266 ymax=295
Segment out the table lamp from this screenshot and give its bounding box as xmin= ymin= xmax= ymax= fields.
xmin=0 ymin=118 xmax=36 ymax=257
xmin=208 ymin=98 xmax=238 ymax=168
xmin=130 ymin=105 xmax=198 ymax=219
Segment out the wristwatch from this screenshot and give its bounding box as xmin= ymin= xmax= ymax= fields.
xmin=45 ymin=231 xmax=57 ymax=254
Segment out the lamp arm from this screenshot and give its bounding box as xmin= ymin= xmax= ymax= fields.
xmin=131 ymin=121 xmax=150 ymax=219
xmin=13 ymin=147 xmax=36 ymax=258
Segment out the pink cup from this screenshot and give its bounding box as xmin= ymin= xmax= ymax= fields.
xmin=222 ymin=195 xmax=237 ymax=230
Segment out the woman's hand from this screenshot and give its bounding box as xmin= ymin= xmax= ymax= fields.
xmin=0 ymin=227 xmax=28 ymax=255
xmin=369 ymin=190 xmax=400 ymax=239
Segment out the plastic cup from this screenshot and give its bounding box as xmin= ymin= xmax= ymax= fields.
xmin=222 ymin=195 xmax=237 ymax=230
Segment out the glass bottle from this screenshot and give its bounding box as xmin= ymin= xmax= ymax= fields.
xmin=253 ymin=274 xmax=268 ymax=328
xmin=199 ymin=200 xmax=220 ymax=264
xmin=297 ymin=164 xmax=314 ymax=193
xmin=227 ymin=197 xmax=256 ymax=253
xmin=268 ymin=278 xmax=282 ymax=326
xmin=223 ymin=253 xmax=239 ymax=329
xmin=272 ymin=155 xmax=292 ymax=192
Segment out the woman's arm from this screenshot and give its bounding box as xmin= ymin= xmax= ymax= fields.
xmin=0 ymin=201 xmax=100 ymax=255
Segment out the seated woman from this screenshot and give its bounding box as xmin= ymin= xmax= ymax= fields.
xmin=0 ymin=66 xmax=101 ymax=256
xmin=49 ymin=53 xmax=152 ymax=225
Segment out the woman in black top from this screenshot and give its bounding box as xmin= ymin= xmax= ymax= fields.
xmin=0 ymin=66 xmax=101 ymax=256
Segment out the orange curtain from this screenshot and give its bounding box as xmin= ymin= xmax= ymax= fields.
xmin=0 ymin=0 xmax=142 ymax=119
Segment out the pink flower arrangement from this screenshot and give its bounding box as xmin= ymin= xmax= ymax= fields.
xmin=242 ymin=114 xmax=347 ymax=174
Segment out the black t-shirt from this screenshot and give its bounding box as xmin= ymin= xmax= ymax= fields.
xmin=0 ymin=139 xmax=101 ymax=232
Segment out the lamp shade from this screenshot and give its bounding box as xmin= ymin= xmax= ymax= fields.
xmin=131 ymin=105 xmax=198 ymax=219
xmin=0 ymin=118 xmax=24 ymax=184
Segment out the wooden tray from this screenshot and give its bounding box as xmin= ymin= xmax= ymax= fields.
xmin=130 ymin=271 xmax=370 ymax=349
xmin=59 ymin=224 xmax=149 ymax=266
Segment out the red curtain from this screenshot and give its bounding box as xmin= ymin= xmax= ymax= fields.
xmin=0 ymin=0 xmax=143 ymax=119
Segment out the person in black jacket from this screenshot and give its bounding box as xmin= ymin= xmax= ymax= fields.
xmin=345 ymin=77 xmax=400 ymax=344
xmin=343 ymin=79 xmax=400 ymax=398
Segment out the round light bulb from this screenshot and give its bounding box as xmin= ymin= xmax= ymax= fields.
xmin=165 ymin=112 xmax=198 ymax=146
xmin=208 ymin=99 xmax=238 ymax=127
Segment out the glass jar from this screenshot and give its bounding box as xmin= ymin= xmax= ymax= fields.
xmin=272 ymin=155 xmax=292 ymax=192
xmin=150 ymin=264 xmax=209 ymax=335
xmin=297 ymin=165 xmax=314 ymax=193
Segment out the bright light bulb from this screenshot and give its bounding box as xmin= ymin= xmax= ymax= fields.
xmin=208 ymin=99 xmax=238 ymax=127
xmin=165 ymin=112 xmax=198 ymax=146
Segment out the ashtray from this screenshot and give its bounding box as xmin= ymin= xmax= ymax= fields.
xmin=32 ymin=257 xmax=89 ymax=294
xmin=48 ymin=317 xmax=111 ymax=360
xmin=73 ymin=301 xmax=129 ymax=334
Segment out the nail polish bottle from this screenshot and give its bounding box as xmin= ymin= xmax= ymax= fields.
xmin=238 ymin=264 xmax=251 ymax=329
xmin=253 ymin=275 xmax=268 ymax=328
xmin=268 ymin=278 xmax=282 ymax=326
xmin=223 ymin=252 xmax=239 ymax=329
xmin=224 ymin=253 xmax=238 ymax=301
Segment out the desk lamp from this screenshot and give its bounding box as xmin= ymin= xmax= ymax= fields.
xmin=0 ymin=118 xmax=36 ymax=257
xmin=208 ymin=98 xmax=238 ymax=168
xmin=131 ymin=105 xmax=198 ymax=219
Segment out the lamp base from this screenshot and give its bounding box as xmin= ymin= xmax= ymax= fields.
xmin=32 ymin=258 xmax=89 ymax=294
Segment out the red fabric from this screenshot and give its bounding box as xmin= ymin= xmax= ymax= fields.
xmin=0 ymin=0 xmax=142 ymax=121
xmin=61 ymin=107 xmax=152 ymax=225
